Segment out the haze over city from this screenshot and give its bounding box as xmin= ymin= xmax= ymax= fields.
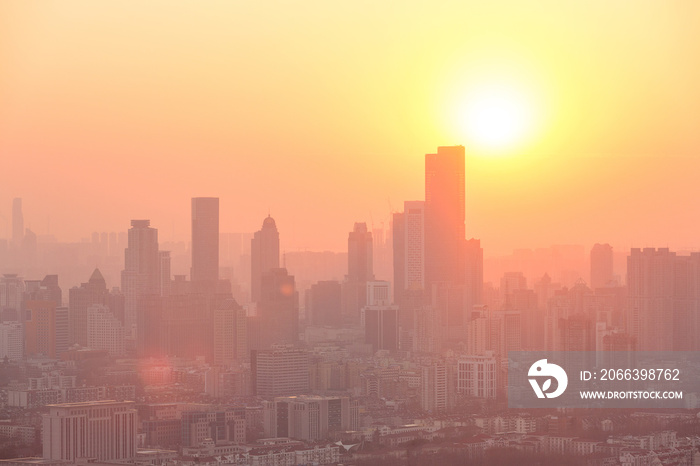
xmin=2 ymin=1 xmax=700 ymax=254
xmin=2 ymin=2 xmax=700 ymax=466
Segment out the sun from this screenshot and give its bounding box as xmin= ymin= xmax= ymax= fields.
xmin=459 ymin=83 xmax=537 ymax=154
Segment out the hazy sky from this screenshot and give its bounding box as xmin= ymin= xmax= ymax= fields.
xmin=2 ymin=1 xmax=700 ymax=254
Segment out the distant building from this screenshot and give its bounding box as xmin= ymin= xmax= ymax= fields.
xmin=0 ymin=322 xmax=23 ymax=361
xmin=68 ymin=269 xmax=124 ymax=347
xmin=263 ymin=395 xmax=359 ymax=441
xmin=121 ymin=220 xmax=161 ymax=337
xmin=590 ymin=243 xmax=614 ymax=289
xmin=87 ymin=304 xmax=125 ymax=356
xmin=213 ymin=299 xmax=247 ymax=366
xmin=458 ymin=353 xmax=497 ymax=399
xmin=306 ymin=280 xmax=342 ymax=327
xmin=42 ymin=400 xmax=137 ymax=462
xmin=342 ymin=223 xmax=374 ymax=326
xmin=181 ymin=409 xmax=245 ymax=447
xmin=252 ymin=347 xmax=309 ymax=398
xmin=256 ymin=268 xmax=299 ymax=348
xmin=251 ymin=216 xmax=280 ymax=303
xmin=191 ymin=197 xmax=220 ymax=285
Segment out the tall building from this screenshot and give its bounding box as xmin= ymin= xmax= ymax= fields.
xmin=121 ymin=220 xmax=160 ymax=336
xmin=392 ymin=212 xmax=405 ymax=303
xmin=11 ymin=198 xmax=23 ymax=246
xmin=343 ymin=222 xmax=374 ymax=325
xmin=590 ymin=243 xmax=614 ymax=290
xmin=251 ymin=216 xmax=280 ymax=303
xmin=42 ymin=400 xmax=137 ymax=462
xmin=24 ymin=300 xmax=57 ymax=358
xmin=213 ymin=299 xmax=247 ymax=366
xmin=251 ymin=347 xmax=309 ymax=397
xmin=420 ymin=361 xmax=448 ymax=412
xmin=627 ymin=248 xmax=700 ymax=352
xmin=69 ymin=269 xmax=124 ymax=347
xmin=0 ymin=322 xmax=23 ymax=361
xmin=403 ymin=201 xmax=425 ymax=292
xmin=458 ymin=353 xmax=497 ymax=399
xmin=424 ymin=146 xmax=465 ymax=288
xmin=257 ymin=268 xmax=299 ymax=348
xmin=191 ymin=197 xmax=220 ymax=284
xmin=347 ymin=222 xmax=373 ymax=283
xmin=306 ymin=280 xmax=342 ymax=327
xmin=364 ymin=305 xmax=399 ymax=352
xmin=0 ymin=274 xmax=24 ymax=321
xmin=87 ymin=304 xmax=125 ymax=357
xmin=263 ymin=395 xmax=358 ymax=441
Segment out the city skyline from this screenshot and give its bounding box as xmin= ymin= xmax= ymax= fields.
xmin=2 ymin=2 xmax=700 ymax=254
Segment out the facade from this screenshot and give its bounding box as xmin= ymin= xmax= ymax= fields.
xmin=0 ymin=322 xmax=23 ymax=361
xmin=181 ymin=409 xmax=246 ymax=447
xmin=251 ymin=347 xmax=309 ymax=398
xmin=87 ymin=304 xmax=125 ymax=356
xmin=306 ymin=280 xmax=342 ymax=327
xmin=121 ymin=219 xmax=161 ymax=337
xmin=263 ymin=395 xmax=358 ymax=441
xmin=403 ymin=200 xmax=425 ymax=292
xmin=24 ymin=300 xmax=57 ymax=357
xmin=458 ymin=353 xmax=497 ymax=399
xmin=42 ymin=400 xmax=137 ymax=462
xmin=424 ymin=146 xmax=465 ymax=288
xmin=213 ymin=299 xmax=247 ymax=366
xmin=68 ymin=269 xmax=124 ymax=347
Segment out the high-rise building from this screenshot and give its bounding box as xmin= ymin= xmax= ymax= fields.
xmin=343 ymin=223 xmax=374 ymax=325
xmin=42 ymin=400 xmax=137 ymax=462
xmin=306 ymin=280 xmax=342 ymax=327
xmin=257 ymin=268 xmax=298 ymax=348
xmin=403 ymin=201 xmax=425 ymax=292
xmin=0 ymin=274 xmax=24 ymax=321
xmin=458 ymin=353 xmax=497 ymax=399
xmin=263 ymin=395 xmax=358 ymax=441
xmin=590 ymin=243 xmax=614 ymax=290
xmin=213 ymin=299 xmax=247 ymax=366
xmin=251 ymin=347 xmax=309 ymax=397
xmin=424 ymin=146 xmax=465 ymax=288
xmin=191 ymin=197 xmax=220 ymax=284
xmin=392 ymin=212 xmax=405 ymax=303
xmin=24 ymin=300 xmax=57 ymax=358
xmin=364 ymin=305 xmax=399 ymax=352
xmin=251 ymin=216 xmax=280 ymax=303
xmin=347 ymin=222 xmax=373 ymax=283
xmin=121 ymin=220 xmax=160 ymax=336
xmin=627 ymin=248 xmax=700 ymax=352
xmin=11 ymin=198 xmax=23 ymax=246
xmin=87 ymin=304 xmax=125 ymax=356
xmin=0 ymin=322 xmax=23 ymax=361
xmin=69 ymin=269 xmax=124 ymax=347
xmin=420 ymin=361 xmax=448 ymax=412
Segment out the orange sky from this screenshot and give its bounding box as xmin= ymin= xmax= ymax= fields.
xmin=1 ymin=1 xmax=700 ymax=254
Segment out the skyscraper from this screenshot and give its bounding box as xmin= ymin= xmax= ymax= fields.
xmin=121 ymin=220 xmax=160 ymax=336
xmin=403 ymin=201 xmax=425 ymax=292
xmin=257 ymin=268 xmax=299 ymax=348
xmin=590 ymin=243 xmax=614 ymax=290
xmin=69 ymin=269 xmax=125 ymax=347
xmin=251 ymin=216 xmax=280 ymax=303
xmin=347 ymin=222 xmax=373 ymax=283
xmin=11 ymin=198 xmax=23 ymax=246
xmin=342 ymin=223 xmax=374 ymax=326
xmin=191 ymin=197 xmax=219 ymax=284
xmin=424 ymin=146 xmax=465 ymax=287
